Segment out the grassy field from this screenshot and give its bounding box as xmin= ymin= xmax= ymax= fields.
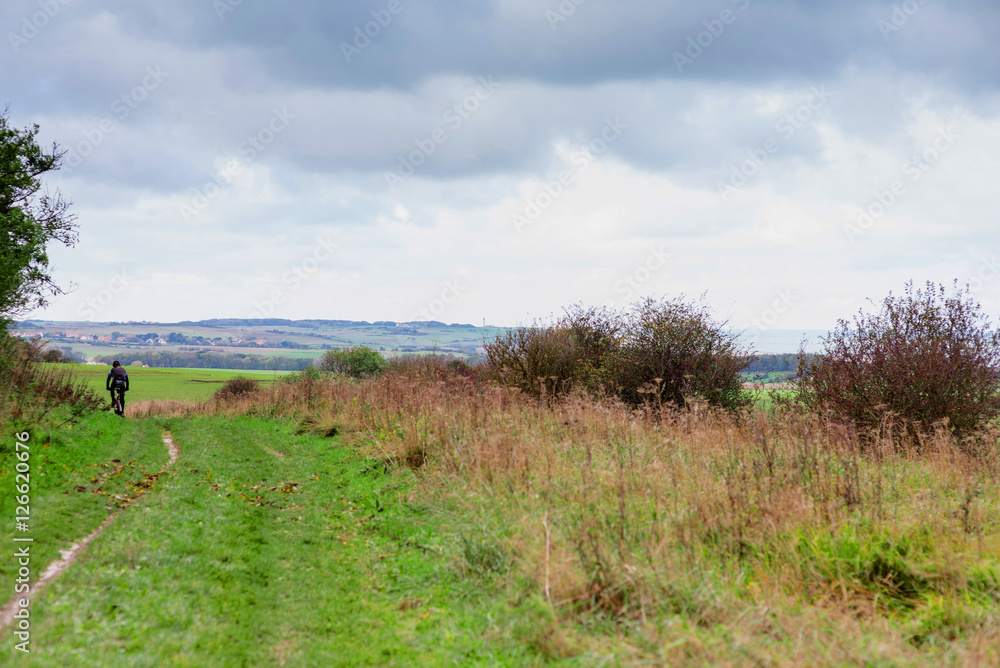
xmin=56 ymin=365 xmax=291 ymax=403
xmin=0 ymin=416 xmax=534 ymax=666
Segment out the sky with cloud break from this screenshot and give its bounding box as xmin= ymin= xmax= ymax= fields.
xmin=3 ymin=0 xmax=999 ymax=333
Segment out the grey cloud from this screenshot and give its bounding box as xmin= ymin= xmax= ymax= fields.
xmin=6 ymin=1 xmax=999 ymax=93
xmin=152 ymin=0 xmax=999 ymax=90
xmin=3 ymin=0 xmax=997 ymax=193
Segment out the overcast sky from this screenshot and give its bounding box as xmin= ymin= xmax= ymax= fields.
xmin=4 ymin=0 xmax=999 ymax=332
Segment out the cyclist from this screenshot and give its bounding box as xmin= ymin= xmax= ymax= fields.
xmin=106 ymin=361 xmax=130 ymax=416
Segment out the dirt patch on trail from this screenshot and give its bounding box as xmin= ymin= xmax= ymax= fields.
xmin=0 ymin=433 xmax=179 ymax=631
xmin=164 ymin=435 xmax=179 ymax=466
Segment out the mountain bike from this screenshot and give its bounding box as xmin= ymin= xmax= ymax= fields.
xmin=111 ymin=385 xmax=126 ymax=417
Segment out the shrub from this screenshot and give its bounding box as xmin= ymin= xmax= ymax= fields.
xmin=317 ymin=346 xmax=385 ymax=378
xmin=483 ymin=296 xmax=756 ymax=411
xmin=214 ymin=376 xmax=261 ymax=401
xmin=608 ymin=296 xmax=755 ymax=411
xmin=482 ymin=323 xmax=581 ymax=397
xmin=384 ymin=355 xmax=485 ymax=384
xmin=292 ymin=365 xmax=321 ymax=382
xmin=557 ymin=304 xmax=621 ymax=393
xmin=444 ymin=358 xmax=488 ymax=384
xmin=789 ymin=280 xmax=1000 ymax=437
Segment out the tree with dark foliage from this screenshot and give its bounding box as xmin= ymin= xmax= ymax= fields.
xmin=0 ymin=108 xmax=78 ymax=327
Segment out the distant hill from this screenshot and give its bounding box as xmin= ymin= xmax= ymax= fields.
xmin=21 ymin=318 xmax=480 ymax=329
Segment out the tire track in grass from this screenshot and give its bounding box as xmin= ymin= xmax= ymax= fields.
xmin=0 ymin=433 xmax=179 ymax=630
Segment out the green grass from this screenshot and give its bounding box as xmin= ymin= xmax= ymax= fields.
xmin=0 ymin=415 xmax=537 ymax=666
xmin=0 ymin=416 xmax=169 ymax=591
xmin=756 ymin=386 xmax=794 ymax=411
xmin=56 ymin=365 xmax=291 ymax=403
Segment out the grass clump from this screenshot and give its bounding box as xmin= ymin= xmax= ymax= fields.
xmin=461 ymin=534 xmax=509 ymax=577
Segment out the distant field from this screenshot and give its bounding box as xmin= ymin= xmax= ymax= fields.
xmin=51 ymin=342 xmax=324 ymax=361
xmin=55 ymin=365 xmax=290 ymax=403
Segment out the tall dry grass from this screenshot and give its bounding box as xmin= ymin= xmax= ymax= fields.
xmin=127 ymin=399 xmax=203 ymax=419
xmin=0 ymin=337 xmax=104 ymax=429
xmin=159 ymin=360 xmax=1000 ymax=664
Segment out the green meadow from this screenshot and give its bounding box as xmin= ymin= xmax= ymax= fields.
xmin=55 ymin=365 xmax=291 ymax=403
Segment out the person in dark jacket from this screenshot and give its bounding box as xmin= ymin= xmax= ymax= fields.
xmin=106 ymin=361 xmax=130 ymax=416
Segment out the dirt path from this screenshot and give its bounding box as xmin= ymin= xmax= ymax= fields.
xmin=0 ymin=433 xmax=179 ymax=630
xmin=262 ymin=446 xmax=285 ymax=459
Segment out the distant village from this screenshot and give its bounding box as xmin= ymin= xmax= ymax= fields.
xmin=15 ymin=330 xmax=281 ymax=349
